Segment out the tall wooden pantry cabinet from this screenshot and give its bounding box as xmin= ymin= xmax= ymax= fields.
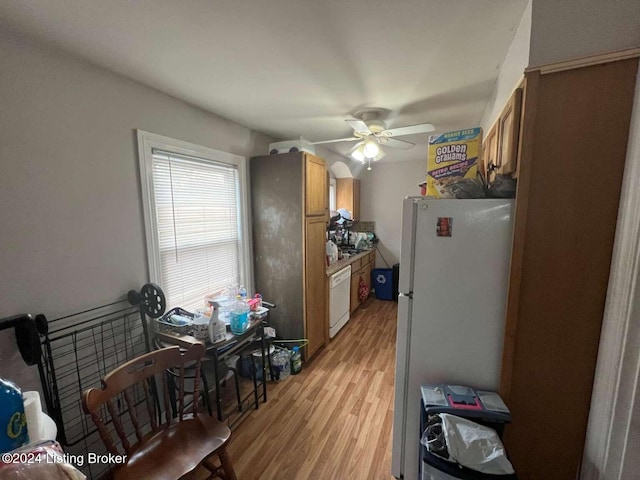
xmin=250 ymin=152 xmax=328 ymax=359
xmin=499 ymin=56 xmax=639 ymax=479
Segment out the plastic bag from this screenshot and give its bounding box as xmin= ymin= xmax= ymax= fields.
xmin=0 ymin=441 xmax=85 ymax=479
xmin=444 ymin=177 xmax=487 ymax=199
xmin=270 ymin=348 xmax=290 ymax=381
xmin=487 ymin=174 xmax=517 ymax=198
xmin=358 ymin=276 xmax=369 ymax=302
xmin=421 ymin=414 xmax=514 ymax=475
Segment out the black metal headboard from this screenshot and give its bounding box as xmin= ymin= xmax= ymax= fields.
xmin=1 ymin=283 xmax=166 ymax=479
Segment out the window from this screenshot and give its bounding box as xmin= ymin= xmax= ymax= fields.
xmin=137 ymin=131 xmax=251 ymax=311
xmin=329 ymin=177 xmax=337 ymax=213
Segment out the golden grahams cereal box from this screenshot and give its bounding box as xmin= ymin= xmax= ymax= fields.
xmin=426 ymin=127 xmax=482 ymax=198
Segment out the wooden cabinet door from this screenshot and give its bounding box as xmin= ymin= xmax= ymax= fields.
xmin=305 ymin=154 xmax=328 ymax=216
xmin=304 ymin=215 xmax=327 ymax=358
xmin=497 ymin=87 xmax=523 ymax=176
xmin=336 ymin=178 xmax=360 ymax=220
xmin=350 ymin=268 xmax=361 ymax=313
xmin=363 ymin=261 xmax=371 ymax=300
xmin=483 ymin=124 xmax=499 ymax=183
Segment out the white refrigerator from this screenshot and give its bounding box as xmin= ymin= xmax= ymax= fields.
xmin=391 ymin=197 xmax=514 ymax=479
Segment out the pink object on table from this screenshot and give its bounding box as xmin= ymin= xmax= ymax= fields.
xmin=247 ymin=298 xmax=260 ymax=311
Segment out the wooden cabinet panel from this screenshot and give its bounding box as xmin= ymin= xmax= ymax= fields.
xmin=500 ymin=59 xmax=638 ymax=479
xmin=353 ymin=179 xmax=360 ymax=221
xmin=363 ymin=261 xmax=371 ymax=300
xmin=305 ymin=154 xmax=328 ymax=216
xmin=497 ymin=88 xmax=522 ymax=176
xmin=350 ymin=268 xmax=361 ymax=313
xmin=304 ymin=215 xmax=327 ymax=358
xmin=350 ymin=257 xmax=362 ymax=272
xmin=483 ymin=124 xmax=499 ymax=183
xmin=336 ymin=178 xmax=360 ymax=220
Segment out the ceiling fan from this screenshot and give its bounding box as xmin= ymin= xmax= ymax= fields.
xmin=311 ymin=108 xmax=435 ymax=166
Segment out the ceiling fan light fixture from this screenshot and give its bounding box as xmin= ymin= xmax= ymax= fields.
xmin=351 ymin=150 xmax=364 ymax=162
xmin=372 ymin=149 xmax=386 ymax=162
xmin=363 ymin=140 xmax=379 ymax=158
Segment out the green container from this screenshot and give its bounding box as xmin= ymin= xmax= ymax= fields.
xmin=290 ymin=346 xmax=302 ymax=375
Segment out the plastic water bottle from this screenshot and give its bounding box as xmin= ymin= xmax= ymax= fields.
xmin=271 ymin=349 xmax=290 ymax=381
xmin=290 ymin=346 xmax=302 ymax=375
xmin=230 ymin=295 xmax=250 ymax=335
xmin=238 ymin=285 xmax=247 ymax=300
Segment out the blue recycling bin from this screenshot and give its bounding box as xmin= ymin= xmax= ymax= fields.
xmin=372 ymin=268 xmax=394 ymax=300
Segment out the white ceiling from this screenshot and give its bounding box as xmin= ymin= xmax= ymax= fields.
xmin=0 ymin=0 xmax=528 ymax=163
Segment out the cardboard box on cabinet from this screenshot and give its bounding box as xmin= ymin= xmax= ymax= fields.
xmin=427 ymin=128 xmax=482 ymax=198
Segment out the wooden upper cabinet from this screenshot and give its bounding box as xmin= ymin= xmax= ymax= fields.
xmin=305 ymin=154 xmax=328 ymax=216
xmin=497 ymin=87 xmax=523 ymax=176
xmin=336 ymin=178 xmax=360 ymax=220
xmin=483 ymin=125 xmax=499 ymax=183
xmin=353 ymin=179 xmax=360 ymax=220
xmin=304 ymin=215 xmax=327 ymax=358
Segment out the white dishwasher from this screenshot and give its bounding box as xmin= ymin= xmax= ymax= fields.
xmin=329 ymin=265 xmax=352 ymax=338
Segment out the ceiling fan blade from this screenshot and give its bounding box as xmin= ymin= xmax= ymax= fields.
xmin=380 ymin=137 xmax=415 ymax=150
xmin=346 ymin=119 xmax=372 ymax=135
xmin=310 ymin=137 xmax=360 ymax=145
xmin=384 ymin=123 xmax=435 ymax=137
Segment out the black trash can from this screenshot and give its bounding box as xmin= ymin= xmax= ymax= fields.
xmin=419 ymin=384 xmax=517 ymax=480
xmin=392 ymin=263 xmax=400 ymax=301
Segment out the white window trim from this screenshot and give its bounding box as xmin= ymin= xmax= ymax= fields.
xmin=136 ymin=130 xmax=253 ymax=296
xmin=329 ymin=177 xmax=337 ymax=213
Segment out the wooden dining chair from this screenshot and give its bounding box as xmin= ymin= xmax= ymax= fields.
xmin=82 ymin=341 xmax=237 ymax=480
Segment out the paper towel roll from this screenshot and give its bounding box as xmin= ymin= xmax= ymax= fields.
xmin=23 ymin=391 xmax=42 ymax=442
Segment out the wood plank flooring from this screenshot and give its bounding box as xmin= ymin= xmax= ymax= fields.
xmin=225 ymin=297 xmax=398 ymax=480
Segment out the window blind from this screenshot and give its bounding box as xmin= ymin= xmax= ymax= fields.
xmin=151 ymin=150 xmax=241 ymax=311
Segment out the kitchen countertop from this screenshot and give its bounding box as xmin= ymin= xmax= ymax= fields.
xmin=326 ymin=249 xmax=374 ymax=277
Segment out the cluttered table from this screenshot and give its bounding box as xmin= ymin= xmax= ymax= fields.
xmin=155 ymin=312 xmax=269 ymax=429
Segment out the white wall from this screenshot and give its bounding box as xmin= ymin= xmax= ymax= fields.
xmin=359 ymin=159 xmax=425 ymax=268
xmin=530 ymin=0 xmax=640 ymax=67
xmin=479 ymin=0 xmax=531 ymax=132
xmin=0 ymin=29 xmax=271 ymax=391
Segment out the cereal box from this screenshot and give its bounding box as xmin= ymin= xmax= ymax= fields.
xmin=426 ymin=127 xmax=482 ymax=198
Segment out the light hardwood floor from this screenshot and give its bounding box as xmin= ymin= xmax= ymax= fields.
xmin=226 ymin=297 xmax=398 ymax=480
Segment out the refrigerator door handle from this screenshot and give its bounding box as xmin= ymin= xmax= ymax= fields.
xmin=398 ymin=292 xmax=413 ymax=299
xmin=398 ymin=198 xmax=419 ymax=296
xmin=391 ymin=293 xmax=413 ymax=478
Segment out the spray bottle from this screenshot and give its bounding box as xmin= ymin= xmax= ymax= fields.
xmin=208 ymin=301 xmax=226 ymax=343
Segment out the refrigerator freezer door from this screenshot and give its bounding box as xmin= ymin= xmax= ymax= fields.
xmin=395 ymin=198 xmax=514 ymax=480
